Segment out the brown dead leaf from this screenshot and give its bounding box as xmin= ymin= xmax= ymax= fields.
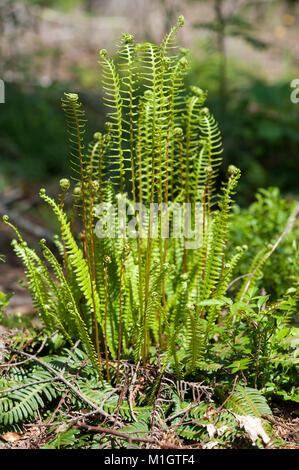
xmin=0 ymin=432 xmax=22 ymax=442
xmin=203 ymin=406 xmax=215 ymax=420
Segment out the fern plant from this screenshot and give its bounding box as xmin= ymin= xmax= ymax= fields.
xmin=2 ymin=16 xmax=297 ymax=385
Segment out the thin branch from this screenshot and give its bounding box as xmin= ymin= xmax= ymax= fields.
xmin=227 ymin=273 xmax=252 ymax=290
xmin=0 ymin=378 xmax=57 ymax=394
xmin=75 ymin=421 xmax=183 ymax=449
xmin=0 ymin=202 xmax=54 ymax=241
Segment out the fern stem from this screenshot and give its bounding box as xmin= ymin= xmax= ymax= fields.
xmin=117 ymin=247 xmax=130 ymax=383
xmin=103 ymin=258 xmax=111 ymax=383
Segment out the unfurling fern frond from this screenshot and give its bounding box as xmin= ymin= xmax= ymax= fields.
xmin=61 ymin=93 xmax=88 ymax=189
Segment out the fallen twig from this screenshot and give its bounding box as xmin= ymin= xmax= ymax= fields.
xmin=0 ymin=378 xmax=57 ymax=394
xmin=75 ymin=421 xmax=183 ymax=449
xmin=239 ymin=205 xmax=299 ymax=303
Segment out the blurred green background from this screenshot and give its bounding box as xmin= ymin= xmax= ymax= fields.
xmin=0 ymin=0 xmax=298 ymax=202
